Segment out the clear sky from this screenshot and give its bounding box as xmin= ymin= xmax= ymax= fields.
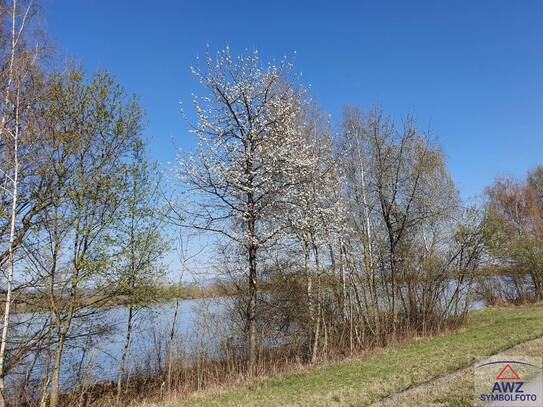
xmin=41 ymin=0 xmax=542 ymax=200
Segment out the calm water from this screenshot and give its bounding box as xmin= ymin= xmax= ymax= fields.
xmin=9 ymin=297 xmax=229 ymax=393
xmin=81 ymin=298 xmax=228 ymax=381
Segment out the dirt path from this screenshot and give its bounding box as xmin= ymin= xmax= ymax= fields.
xmin=369 ymin=336 xmax=543 ymax=407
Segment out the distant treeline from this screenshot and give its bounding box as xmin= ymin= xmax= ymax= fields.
xmin=0 ymin=281 xmax=237 ymax=314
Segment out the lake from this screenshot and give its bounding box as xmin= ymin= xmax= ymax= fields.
xmin=8 ymin=297 xmax=230 ymax=394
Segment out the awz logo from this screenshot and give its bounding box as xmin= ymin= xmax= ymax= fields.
xmin=491 ymin=380 xmax=524 ymax=394
xmin=475 ymin=360 xmax=540 ymax=405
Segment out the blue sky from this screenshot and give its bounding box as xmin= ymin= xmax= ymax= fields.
xmin=42 ymin=0 xmax=543 ymax=200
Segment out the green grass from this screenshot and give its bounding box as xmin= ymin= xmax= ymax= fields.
xmin=170 ymin=305 xmax=543 ymax=407
xmin=379 ymin=336 xmax=543 ymax=406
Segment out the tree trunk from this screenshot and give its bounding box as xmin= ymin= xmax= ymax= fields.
xmin=388 ymin=244 xmax=398 ymax=338
xmin=39 ymin=345 xmax=52 ymax=407
xmin=0 ymin=4 xmax=20 ymax=403
xmin=0 ymin=147 xmax=17 ymax=407
xmin=349 ymin=291 xmax=354 ymax=354
xmin=50 ymin=332 xmax=66 ymax=407
xmin=303 ymin=243 xmax=313 ymax=356
xmin=247 ymin=243 xmax=257 ymax=372
xmin=167 ymin=298 xmax=180 ymax=393
xmin=117 ymin=305 xmax=134 ymax=400
xmin=310 ymin=245 xmax=321 ymax=362
xmin=311 ymin=303 xmax=321 ymax=362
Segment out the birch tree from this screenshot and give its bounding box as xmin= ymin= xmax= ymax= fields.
xmin=0 ymin=1 xmax=47 ymax=404
xmin=340 ymin=107 xmax=381 ymax=340
xmin=338 ymin=107 xmax=477 ymax=340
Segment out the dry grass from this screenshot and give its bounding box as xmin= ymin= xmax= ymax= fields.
xmin=162 ymin=304 xmax=543 ymax=407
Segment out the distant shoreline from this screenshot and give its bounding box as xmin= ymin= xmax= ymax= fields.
xmin=1 ymin=282 xmax=237 ymax=315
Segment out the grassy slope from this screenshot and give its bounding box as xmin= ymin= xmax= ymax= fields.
xmin=379 ymin=336 xmax=543 ymax=407
xmin=172 ymin=305 xmax=543 ymax=407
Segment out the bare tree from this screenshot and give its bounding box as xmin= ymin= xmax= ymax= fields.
xmin=340 ymin=106 xmax=381 ymax=341
xmin=485 ymin=167 xmax=543 ymax=301
xmin=337 ymin=107 xmax=479 ymax=342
